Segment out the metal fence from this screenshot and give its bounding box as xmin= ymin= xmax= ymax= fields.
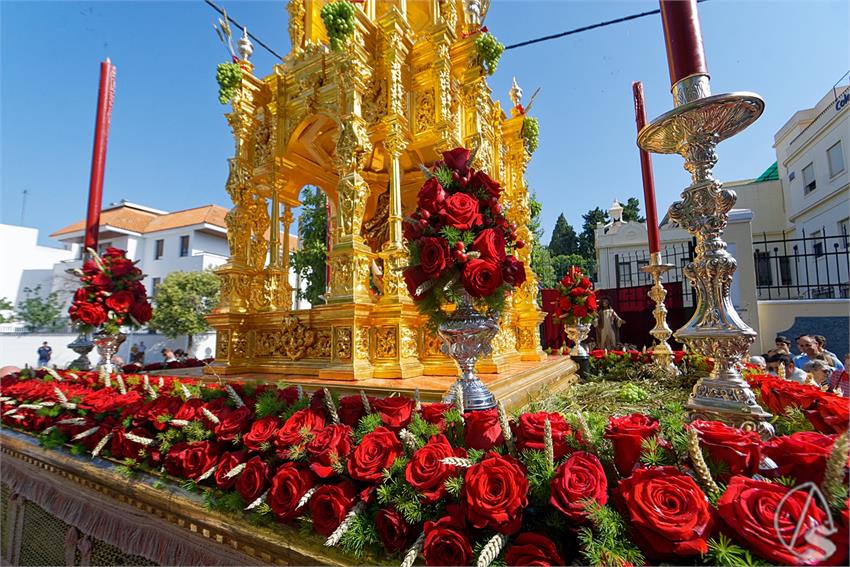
xmin=754 ymin=230 xmax=850 ymax=300
xmin=614 ymin=240 xmax=696 ymax=307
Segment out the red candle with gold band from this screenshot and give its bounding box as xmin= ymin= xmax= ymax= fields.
xmin=659 ymin=0 xmax=708 ymax=87
xmin=84 ymin=59 xmax=116 ymax=255
xmin=632 ymin=81 xmax=661 ymax=255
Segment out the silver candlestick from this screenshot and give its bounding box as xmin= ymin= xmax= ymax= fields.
xmin=638 ymin=74 xmax=773 ymax=437
xmin=640 ymin=252 xmax=679 ymax=376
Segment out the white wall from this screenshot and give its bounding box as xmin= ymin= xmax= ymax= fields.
xmin=0 ymin=225 xmax=74 ymax=305
xmin=0 ymin=332 xmax=217 ymax=370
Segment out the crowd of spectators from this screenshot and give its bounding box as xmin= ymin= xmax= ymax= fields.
xmin=749 ymin=334 xmax=847 ymax=397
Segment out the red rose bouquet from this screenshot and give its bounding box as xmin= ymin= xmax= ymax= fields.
xmin=69 ymin=247 xmax=153 ymax=334
xmin=553 ymin=266 xmax=597 ymax=325
xmin=404 ymin=147 xmax=526 ymax=324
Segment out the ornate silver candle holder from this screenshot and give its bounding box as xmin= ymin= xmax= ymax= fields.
xmin=638 ymin=74 xmax=772 ymax=437
xmin=640 ymin=253 xmax=679 ymax=376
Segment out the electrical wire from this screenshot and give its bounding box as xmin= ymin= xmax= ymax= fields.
xmin=204 ymin=0 xmax=283 ymax=59
xmin=504 ymin=0 xmax=710 ymax=51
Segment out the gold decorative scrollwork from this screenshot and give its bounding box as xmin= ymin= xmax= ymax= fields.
xmin=231 ymin=330 xmax=248 ymax=359
xmin=287 ymin=0 xmax=305 ymax=51
xmin=335 ymin=327 xmax=353 ymax=360
xmin=279 ymin=315 xmax=317 ymax=360
xmin=416 ymin=92 xmax=435 ymax=134
xmin=356 ymin=327 xmax=371 ymax=360
xmin=375 ymin=327 xmax=398 ymax=359
xmin=400 ymin=325 xmax=418 ymax=359
xmin=216 ymin=331 xmax=231 ymax=359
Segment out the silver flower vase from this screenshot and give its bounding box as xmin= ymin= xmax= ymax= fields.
xmin=564 ymin=321 xmax=591 ymax=357
xmin=93 ymin=330 xmax=126 ymax=374
xmin=67 ymin=331 xmax=94 ymax=371
xmin=440 ymin=292 xmax=499 ymax=411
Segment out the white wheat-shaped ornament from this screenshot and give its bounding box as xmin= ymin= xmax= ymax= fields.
xmin=180 ymin=382 xmax=193 ymax=400
xmin=16 ymin=403 xmax=44 ymax=410
xmin=100 ymin=366 xmax=111 ymax=388
xmin=41 ymin=425 xmax=57 ymax=435
xmin=0 ymin=396 xmax=11 ymax=402
xmin=92 ymin=432 xmax=113 ymax=457
xmin=297 ymin=487 xmax=317 ymax=510
xmin=414 ymin=388 xmax=422 ymax=411
xmin=296 ymin=384 xmax=305 ymax=400
xmin=72 ymin=426 xmax=100 ymax=441
xmin=54 ymin=387 xmax=68 ymax=403
xmin=497 ymin=401 xmax=516 ymax=456
xmin=158 ymin=376 xmax=164 ymax=388
xmin=224 ymin=462 xmax=247 ymax=479
xmin=360 ymin=390 xmax=371 ymax=414
xmin=225 ymin=384 xmax=245 ymax=408
xmin=544 ymin=418 xmax=554 ymax=469
xmin=323 ymin=388 xmax=340 ymax=425
xmin=575 ymin=410 xmax=592 ymax=445
xmin=116 ymin=374 xmax=127 ymax=395
xmin=453 ymin=384 xmax=465 ymax=419
xmin=125 ymin=432 xmax=155 ymax=446
xmin=170 ymin=419 xmax=189 ymax=427
xmin=197 ymin=464 xmax=218 ymax=481
xmin=399 ymin=428 xmax=419 ymax=452
xmin=201 ymin=407 xmax=221 ymax=425
xmin=43 ymin=367 xmax=63 ymax=381
xmin=245 ymin=489 xmax=268 ymax=511
xmin=67 ymin=372 xmax=79 ymax=381
xmin=400 ymin=533 xmax=425 ymax=567
xmin=144 ymin=380 xmax=159 ymax=400
xmin=324 ymin=501 xmax=365 ymax=547
xmin=8 ymin=414 xmax=24 ymax=421
xmin=41 ymin=401 xmax=56 ymax=407
xmin=3 ymin=408 xmax=18 ymax=417
xmin=476 ymin=533 xmax=508 ymax=567
xmin=57 ymin=417 xmax=88 ymax=426
xmin=441 ymin=456 xmax=475 ymax=468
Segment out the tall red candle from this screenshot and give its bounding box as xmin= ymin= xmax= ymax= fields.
xmin=659 ymin=0 xmax=708 ymax=87
xmin=632 ymin=81 xmax=661 ymax=255
xmin=84 ymin=59 xmax=116 ymax=256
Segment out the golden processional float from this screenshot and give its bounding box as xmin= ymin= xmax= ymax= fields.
xmin=206 ymin=0 xmax=576 ymax=404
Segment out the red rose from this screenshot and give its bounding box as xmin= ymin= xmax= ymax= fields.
xmin=464 ymin=408 xmax=504 ymax=451
xmin=423 ymin=514 xmax=472 ymax=567
xmin=70 ymin=302 xmax=107 ymax=326
xmin=689 ymin=420 xmax=761 ymax=482
xmin=214 ymin=451 xmax=246 ymax=490
xmin=306 ymin=424 xmax=353 ymax=478
xmin=375 ymin=507 xmax=411 ymax=553
xmin=89 ymin=272 xmax=113 ymax=290
xmin=505 ymin=533 xmax=564 ymax=566
xmin=441 ymin=193 xmax=481 ymax=231
xmin=403 ymin=266 xmax=430 ymax=301
xmin=618 ymin=466 xmax=713 ymax=559
xmin=347 ymin=427 xmax=403 ymax=483
xmin=418 ymin=237 xmax=451 ymax=278
xmin=573 ymin=305 xmax=588 ymax=318
xmin=164 ymin=441 xmax=219 ymax=480
xmin=558 ymin=295 xmax=572 ymax=310
xmin=106 ymin=291 xmax=134 ymax=313
xmin=274 ymin=408 xmax=326 ymax=452
xmin=472 ymin=228 xmax=507 ymax=262
xmin=102 ymin=247 xmax=125 ymax=259
xmin=502 ymin=256 xmax=526 ymax=287
xmin=73 ymin=287 xmax=88 ymax=303
xmin=549 ymin=451 xmax=608 ymax=522
xmin=337 ymin=394 xmax=374 ymax=427
xmin=441 ymin=147 xmax=471 ymax=172
xmin=130 ymin=300 xmax=152 ymax=324
xmin=462 ymin=259 xmax=503 ymax=298
xmin=405 ymin=434 xmax=466 ymax=503
xmin=470 ymin=170 xmax=501 ymax=199
xmin=111 ymin=427 xmax=152 ymax=460
xmin=214 ymin=406 xmax=252 ymax=442
xmin=372 ymin=397 xmax=415 ymax=431
xmin=243 ymin=416 xmax=280 ymax=451
xmin=267 ymin=463 xmax=315 ymax=522
xmin=763 ymin=431 xmax=836 ymax=485
xmin=308 ymin=481 xmax=358 ymax=536
xmin=463 ymin=453 xmax=528 ymax=534
xmin=134 ymin=395 xmax=181 ymax=431
xmin=173 ymin=399 xmax=204 ymax=422
xmin=109 ymin=258 xmax=136 ymax=278
xmin=717 ymin=476 xmax=844 ymax=565
xmin=418 ymin=178 xmax=447 ymax=214
xmin=235 ymin=455 xmax=269 ymax=504
xmin=586 ymin=293 xmax=598 ymax=311
xmin=420 ymin=403 xmax=453 ymax=431
xmin=514 ymin=412 xmax=573 ymax=460
xmin=604 ymin=413 xmax=660 ymax=477
xmin=805 ymin=395 xmax=850 ymax=434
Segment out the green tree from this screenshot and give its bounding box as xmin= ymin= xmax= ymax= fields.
xmin=552 ymin=254 xmax=594 ymax=281
xmin=548 ymin=213 xmax=579 ymax=257
xmin=527 ymin=192 xmax=555 ymax=289
xmin=578 ymin=207 xmax=609 ymax=261
xmin=290 ymin=186 xmax=329 ymax=306
xmin=15 ymin=286 xmax=66 ymax=332
xmin=0 ymin=297 xmax=14 ymax=324
xmin=149 ymin=271 xmax=220 ymax=355
xmin=622 ymin=197 xmax=646 ymax=223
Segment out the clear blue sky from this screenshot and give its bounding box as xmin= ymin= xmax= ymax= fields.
xmin=2 ymin=1 xmax=848 ymax=247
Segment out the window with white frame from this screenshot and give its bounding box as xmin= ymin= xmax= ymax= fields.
xmin=828 ymin=140 xmax=845 ymax=177
xmin=812 ymin=230 xmax=824 ymax=258
xmin=154 ymin=239 xmax=164 ymax=260
xmin=179 ymin=235 xmax=190 ymax=257
xmin=802 ymin=162 xmax=816 ymax=193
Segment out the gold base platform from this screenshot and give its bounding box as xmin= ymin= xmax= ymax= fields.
xmin=200 ymin=356 xmax=578 ymax=412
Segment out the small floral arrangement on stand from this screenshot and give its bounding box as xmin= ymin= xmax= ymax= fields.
xmin=69 ymin=248 xmax=153 ymax=371
xmin=553 ymin=266 xmax=597 ymax=360
xmin=403 ymin=147 xmax=526 ymax=410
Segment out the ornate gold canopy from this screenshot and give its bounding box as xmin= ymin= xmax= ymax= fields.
xmin=207 ymin=0 xmax=546 ymax=381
